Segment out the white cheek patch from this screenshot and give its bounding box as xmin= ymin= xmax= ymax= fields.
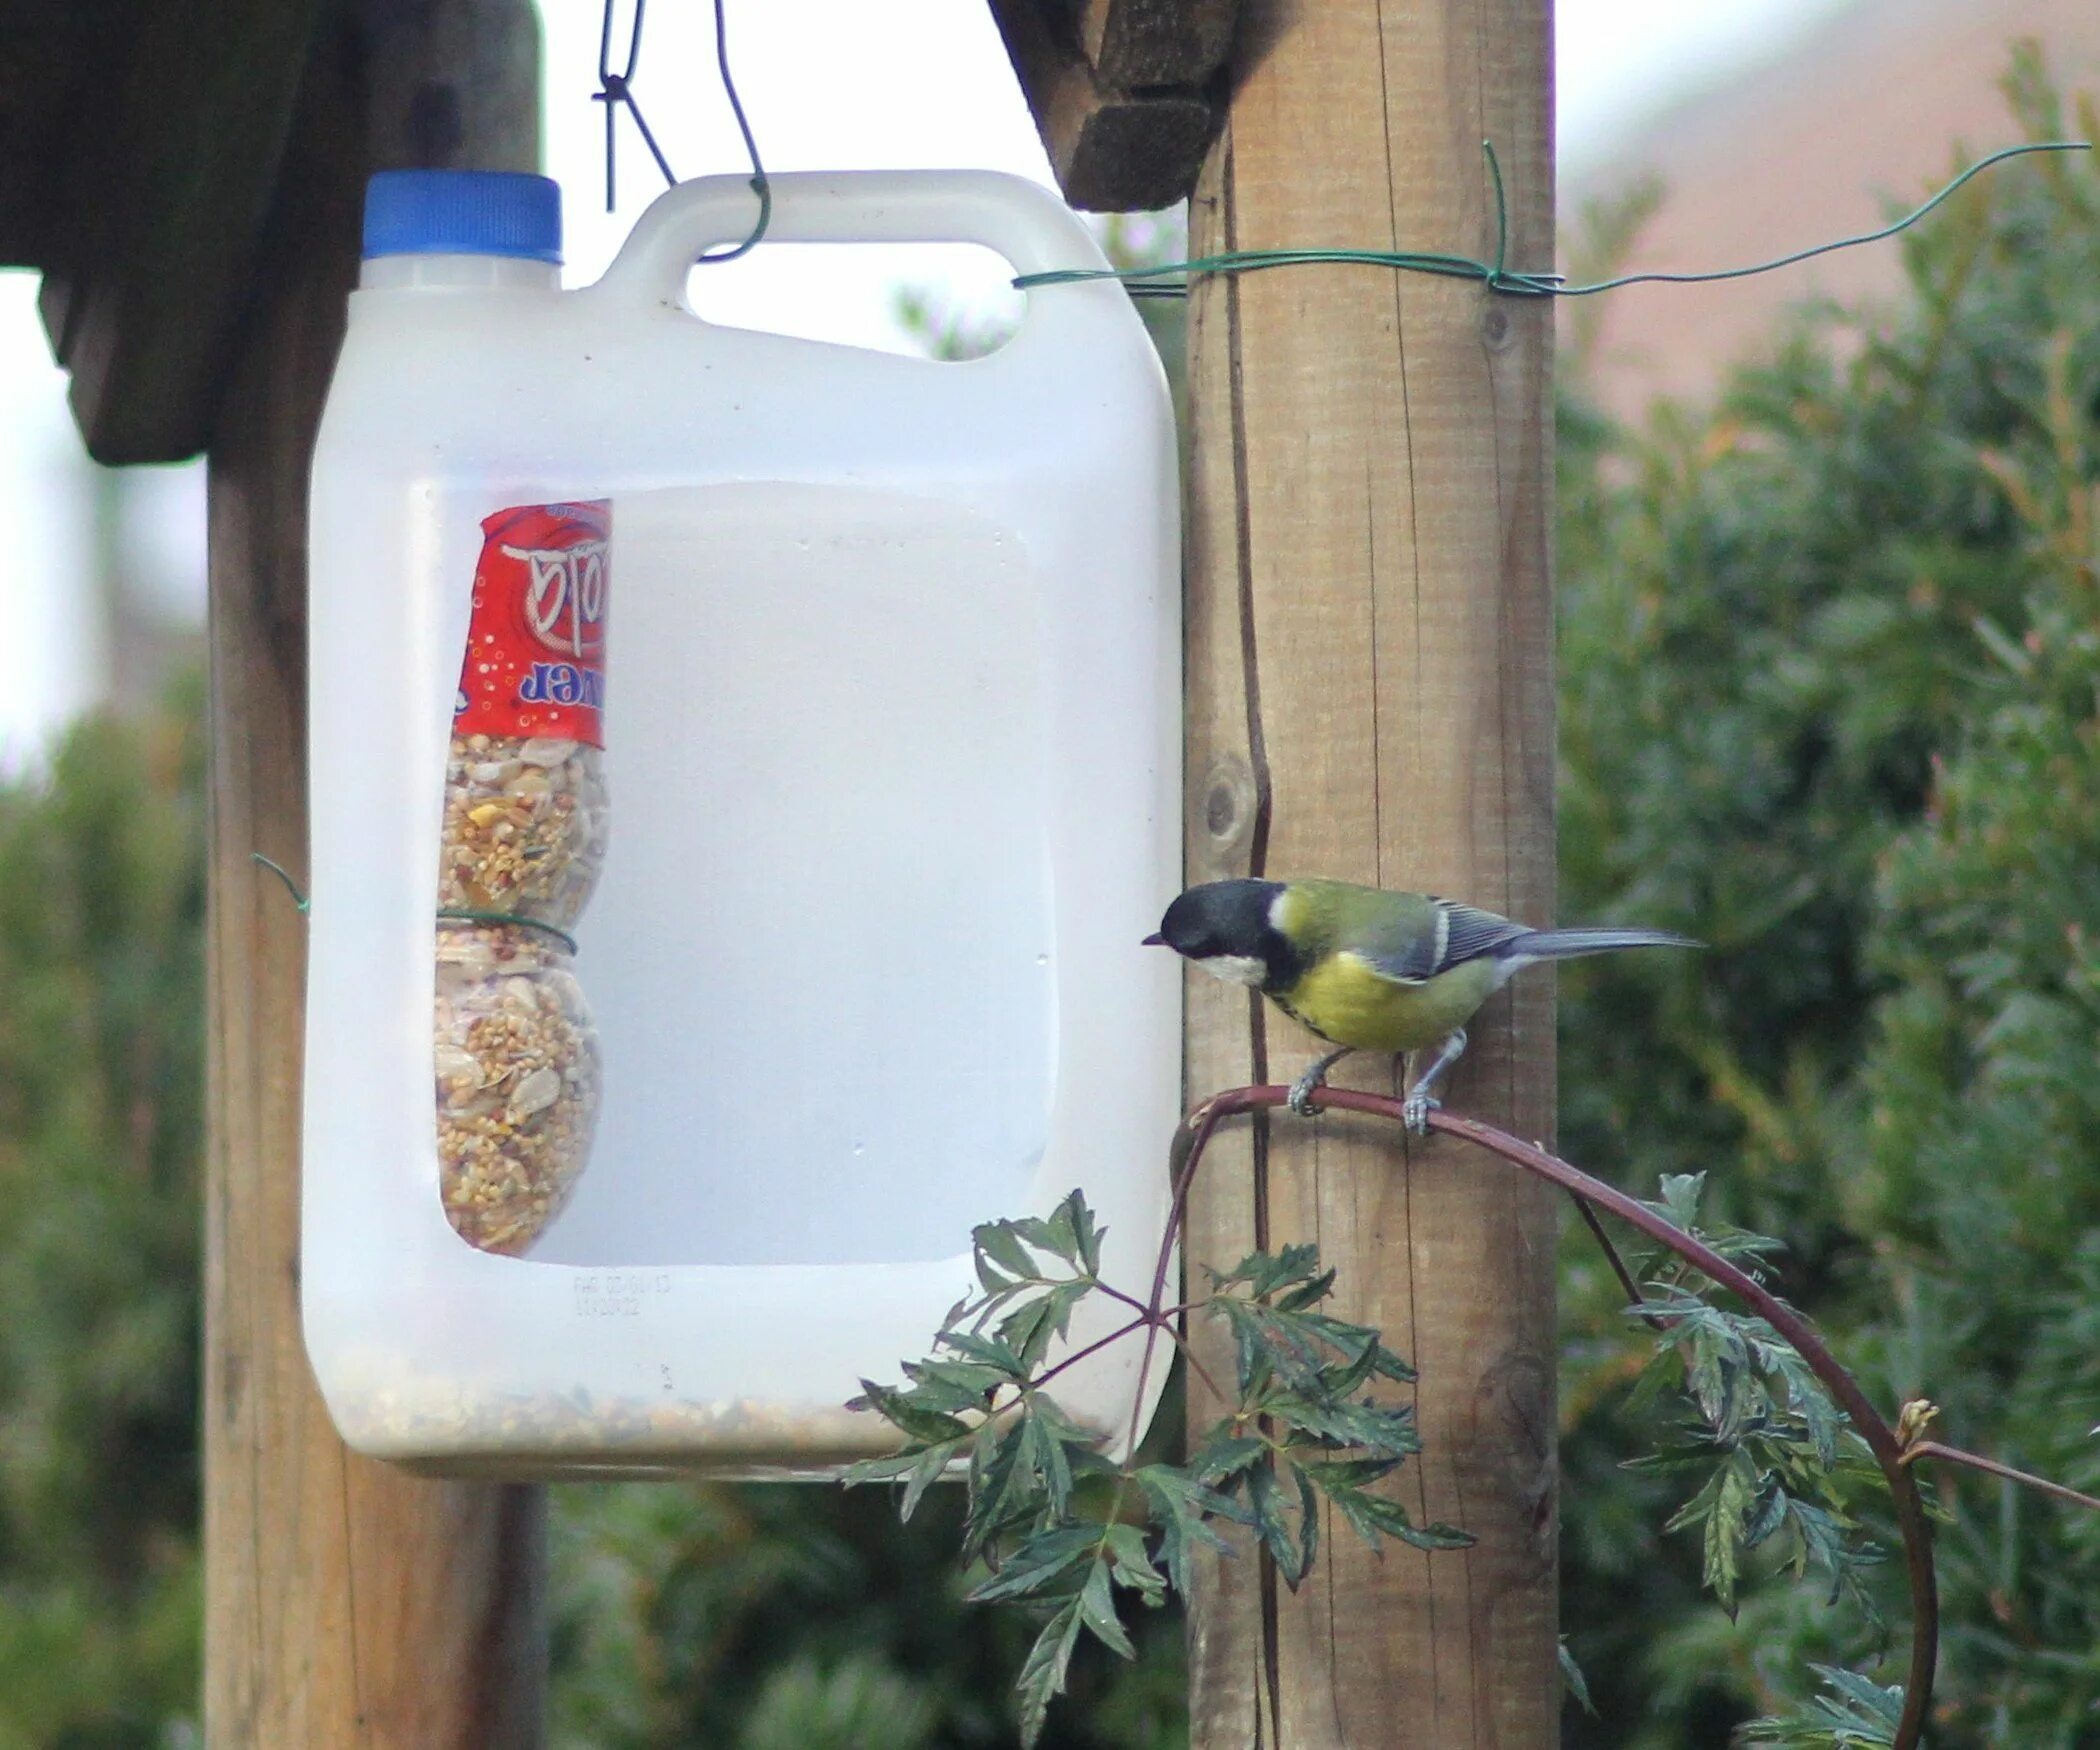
xmin=1197 ymin=953 xmax=1268 ymax=988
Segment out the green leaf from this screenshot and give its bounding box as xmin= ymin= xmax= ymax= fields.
xmin=1971 ymin=610 xmax=2035 ymax=676
xmin=1188 ymin=1432 xmax=1266 ymax=1489
xmin=1102 ymin=1523 xmax=1168 ymax=1606
xmin=974 ymin=1218 xmax=1043 ymax=1284
xmin=997 ymin=1279 xmax=1092 ymax=1372
xmin=1393 ymin=1518 xmax=1477 ymax=1552
xmin=1235 ymin=1303 xmax=1415 ymax=1396
xmin=1245 ymin=1459 xmax=1294 ymax=1584
xmin=900 ymin=1436 xmax=964 ymax=1522
xmin=1264 ymin=1392 xmax=1420 ymax=1456
xmin=963 ymin=1422 xmax=1030 ymax=1554
xmin=1137 ymin=1462 xmax=1256 ymax=1525
xmin=897 ymin=1355 xmax=1005 ymax=1413
xmin=850 ymin=1379 xmax=972 ymax=1447
xmin=1068 ymin=1190 xmax=1105 ymax=1276
xmin=841 ymin=1450 xmax=924 ymax=1487
xmin=1812 ymin=1664 xmax=1903 ymax=1725
xmin=1621 ymin=1345 xmax=1679 ymax=1418
xmin=1133 ymin=1465 xmax=1241 ymax=1597
xmin=1310 ymin=1462 xmax=1473 ymax=1553
xmin=1275 ymin=1265 xmax=1338 ymax=1312
xmin=1661 ymin=1451 xmax=1727 ymax=1532
xmin=939 ymin=1328 xmax=1029 ymax=1379
xmin=1213 ymin=1299 xmax=1273 ymax=1400
xmin=969 ymin=1526 xmax=1100 ymax=1604
xmin=1770 ymin=1347 xmax=1843 ymax=1469
xmin=1738 ymin=1663 xmax=1903 ymax=1747
xmin=1650 ymin=1171 xmax=1707 ymax=1234
xmin=1247 ymin=1458 xmax=1319 ymax=1588
xmin=1208 ymin=1243 xmax=1325 ymax=1298
xmin=1282 ymin=1307 xmax=1412 ymax=1375
xmin=1077 ymin=1556 xmax=1135 ymax=1659
xmin=1700 ymin=1449 xmax=1757 ymax=1616
xmin=1785 ymin=1498 xmax=1882 ymax=1614
xmin=1293 ymin=1462 xmax=1320 ymax=1585
xmin=1308 ymin=1338 xmax=1384 ymax=1400
xmin=1214 ymin=1301 xmax=1326 ymax=1393
xmin=1023 ymin=1401 xmax=1075 ymax=1519
xmin=1559 ymin=1637 xmax=1597 ymax=1717
xmin=1742 ymin=1469 xmax=1789 ymax=1550
xmin=1619 ymin=1445 xmax=1722 ymax=1476
xmin=1023 ymin=1188 xmax=1102 ymax=1276
xmin=1312 ymin=1454 xmax=1404 ymax=1486
xmin=1014 ymin=1599 xmax=1084 ymax=1749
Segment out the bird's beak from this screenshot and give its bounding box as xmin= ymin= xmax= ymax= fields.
xmin=1141 ymin=932 xmax=1166 ymax=947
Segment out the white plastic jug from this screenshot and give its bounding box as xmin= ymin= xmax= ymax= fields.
xmin=301 ymin=169 xmax=1182 ymax=1476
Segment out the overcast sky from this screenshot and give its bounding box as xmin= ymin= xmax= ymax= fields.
xmin=0 ymin=0 xmax=1843 ymax=769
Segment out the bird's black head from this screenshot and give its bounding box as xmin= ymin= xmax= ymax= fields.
xmin=1143 ymin=879 xmax=1295 ymax=987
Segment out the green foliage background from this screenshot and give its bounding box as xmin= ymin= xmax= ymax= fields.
xmin=3 ymin=57 xmax=2098 ymax=1749
xmin=0 ymin=679 xmax=204 ymax=1748
xmin=1554 ymin=61 xmax=2100 ymax=1746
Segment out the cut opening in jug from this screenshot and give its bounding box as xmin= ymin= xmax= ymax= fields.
xmin=441 ymin=481 xmax=1058 ymax=1274
xmin=678 ymin=241 xmax=1025 ymax=359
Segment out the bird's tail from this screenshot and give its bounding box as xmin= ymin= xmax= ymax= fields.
xmin=1507 ymin=926 xmax=1702 ymax=961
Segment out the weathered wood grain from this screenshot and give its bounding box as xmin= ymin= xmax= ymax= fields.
xmin=1079 ymin=0 xmax=1236 ymax=88
xmin=203 ymin=4 xmax=547 ymax=1743
xmin=989 ymin=0 xmax=1218 ymax=211
xmin=1181 ymin=3 xmax=1558 ymax=1743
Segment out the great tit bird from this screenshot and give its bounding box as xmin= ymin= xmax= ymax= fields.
xmin=1145 ymin=878 xmax=1698 ymax=1129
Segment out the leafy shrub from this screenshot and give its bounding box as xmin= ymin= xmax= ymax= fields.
xmin=1557 ymin=54 xmax=2100 ymax=1746
xmin=0 ymin=680 xmax=205 ymax=1746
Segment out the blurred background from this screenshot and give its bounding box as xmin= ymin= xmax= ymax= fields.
xmin=6 ymin=2 xmax=2100 ymax=1745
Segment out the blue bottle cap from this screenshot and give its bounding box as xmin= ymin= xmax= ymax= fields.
xmin=362 ymin=170 xmax=563 ymax=264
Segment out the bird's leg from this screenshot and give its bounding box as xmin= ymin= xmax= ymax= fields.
xmin=1402 ymin=1028 xmax=1468 ymax=1134
xmin=1286 ymin=1047 xmax=1353 ymax=1118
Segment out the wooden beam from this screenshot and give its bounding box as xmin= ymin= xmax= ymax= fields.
xmin=989 ymin=0 xmax=1218 ymax=211
xmin=1180 ymin=2 xmax=1559 ymax=1743
xmin=1079 ymin=0 xmax=1235 ymax=89
xmin=202 ymin=3 xmax=546 ymax=1742
xmin=0 ymin=0 xmax=117 ymax=265
xmin=34 ymin=0 xmax=327 ymax=465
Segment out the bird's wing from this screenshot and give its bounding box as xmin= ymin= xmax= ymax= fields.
xmin=1354 ymin=897 xmax=1530 ymax=984
xmin=1437 ymin=901 xmax=1533 ymax=967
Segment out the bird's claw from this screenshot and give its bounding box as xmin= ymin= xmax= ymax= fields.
xmin=1402 ymin=1091 xmax=1440 ymax=1135
xmin=1285 ymin=1069 xmax=1324 ymax=1118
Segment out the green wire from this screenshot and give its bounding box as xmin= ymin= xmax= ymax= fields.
xmin=254 ymin=854 xmax=581 ymax=954
xmin=436 ymin=910 xmax=581 ymax=955
xmin=252 ymin=853 xmax=311 ymax=914
xmin=1013 ymin=139 xmax=2091 ymax=301
xmin=1559 ymin=138 xmax=2087 ymax=296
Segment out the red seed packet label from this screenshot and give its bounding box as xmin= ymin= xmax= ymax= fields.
xmin=454 ymin=500 xmax=610 ymax=746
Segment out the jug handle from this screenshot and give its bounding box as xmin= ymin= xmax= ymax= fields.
xmin=588 ymin=169 xmax=1129 ymax=356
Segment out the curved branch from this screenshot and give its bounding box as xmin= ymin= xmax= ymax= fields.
xmin=1903 ymin=1439 xmax=2100 ymax=1515
xmin=1173 ymin=1083 xmax=1939 ymax=1750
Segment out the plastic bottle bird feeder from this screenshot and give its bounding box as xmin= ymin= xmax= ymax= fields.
xmin=300 ymin=169 xmax=1181 ymax=1476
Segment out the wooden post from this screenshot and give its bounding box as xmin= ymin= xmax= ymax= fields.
xmin=203 ymin=4 xmax=544 ymax=1742
xmin=1181 ymin=3 xmax=1557 ymax=1744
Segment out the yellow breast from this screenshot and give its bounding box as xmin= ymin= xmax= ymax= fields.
xmin=1271 ymin=952 xmax=1504 ymax=1053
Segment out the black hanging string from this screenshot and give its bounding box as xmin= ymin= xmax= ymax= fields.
xmin=593 ymin=0 xmax=674 ymax=212
xmin=593 ymin=0 xmax=770 ymax=258
xmin=695 ymin=0 xmax=770 ymax=261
